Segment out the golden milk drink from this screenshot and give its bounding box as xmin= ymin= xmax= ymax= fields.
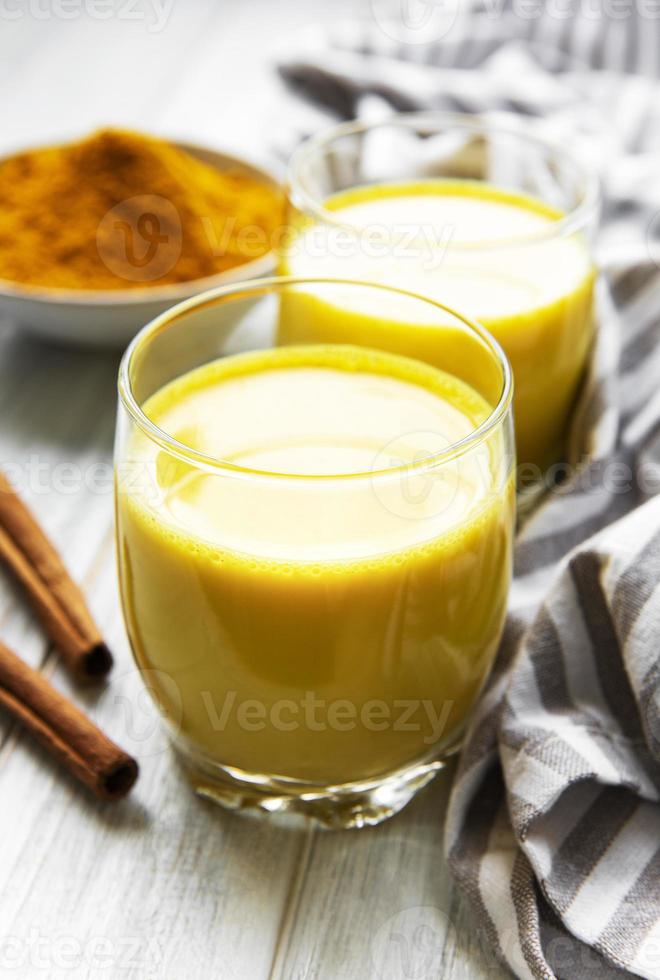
xmin=117 ymin=344 xmax=513 ymax=785
xmin=281 ymin=182 xmax=595 ymax=472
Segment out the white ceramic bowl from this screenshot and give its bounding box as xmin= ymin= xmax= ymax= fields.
xmin=0 ymin=142 xmax=280 ymax=348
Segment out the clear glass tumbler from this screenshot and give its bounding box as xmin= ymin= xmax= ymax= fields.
xmin=115 ymin=277 xmax=515 ymax=828
xmin=283 ymin=112 xmax=600 ymax=482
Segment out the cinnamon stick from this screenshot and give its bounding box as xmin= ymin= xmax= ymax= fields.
xmin=0 ymin=473 xmax=112 ymax=680
xmin=0 ymin=641 xmax=137 ymax=800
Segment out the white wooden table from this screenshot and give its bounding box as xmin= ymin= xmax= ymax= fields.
xmin=0 ymin=4 xmax=509 ymax=977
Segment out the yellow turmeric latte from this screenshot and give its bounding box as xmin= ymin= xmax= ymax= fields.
xmin=0 ymin=129 xmax=284 ymax=290
xmin=117 ymin=344 xmax=513 ymax=785
xmin=281 ymin=180 xmax=595 ymax=472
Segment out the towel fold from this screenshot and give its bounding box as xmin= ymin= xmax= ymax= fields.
xmin=278 ymin=6 xmax=660 ymax=977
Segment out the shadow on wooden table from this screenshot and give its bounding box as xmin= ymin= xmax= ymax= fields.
xmin=0 ymin=322 xmax=121 ymax=455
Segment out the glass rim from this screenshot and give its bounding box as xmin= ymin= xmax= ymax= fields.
xmin=117 ymin=275 xmax=513 ymax=483
xmin=288 ymin=111 xmax=601 ymax=251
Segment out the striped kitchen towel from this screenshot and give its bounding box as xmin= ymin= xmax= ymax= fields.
xmin=278 ymin=7 xmax=660 ymax=978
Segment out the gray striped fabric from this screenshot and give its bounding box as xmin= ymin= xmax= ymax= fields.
xmin=279 ymin=7 xmax=660 ymax=978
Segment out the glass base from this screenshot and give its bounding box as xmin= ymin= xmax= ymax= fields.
xmin=172 ymin=739 xmax=449 ymax=829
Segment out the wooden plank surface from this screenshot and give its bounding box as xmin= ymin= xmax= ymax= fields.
xmin=0 ymin=5 xmax=510 ymax=978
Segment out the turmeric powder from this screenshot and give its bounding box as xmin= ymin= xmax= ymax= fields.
xmin=0 ymin=128 xmax=284 ymax=290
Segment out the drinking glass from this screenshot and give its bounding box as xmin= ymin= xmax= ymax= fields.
xmin=115 ymin=277 xmax=514 ymax=828
xmin=284 ymin=112 xmax=600 ymax=483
